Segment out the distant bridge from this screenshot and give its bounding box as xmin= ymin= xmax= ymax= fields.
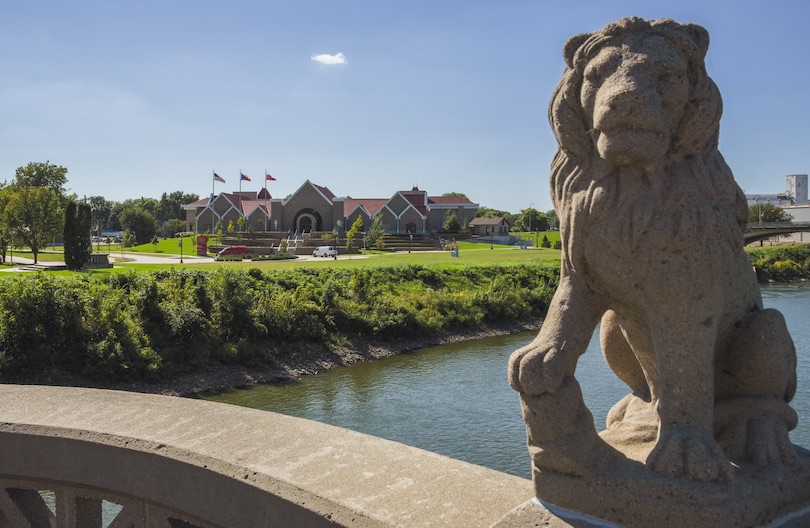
xmin=745 ymin=222 xmax=810 ymax=244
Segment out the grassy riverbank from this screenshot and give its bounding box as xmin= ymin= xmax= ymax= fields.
xmin=746 ymin=244 xmax=810 ymax=281
xmin=0 ymin=264 xmax=558 ymax=387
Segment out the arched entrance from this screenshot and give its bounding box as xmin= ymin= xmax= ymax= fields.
xmin=294 ymin=209 xmax=322 ymax=232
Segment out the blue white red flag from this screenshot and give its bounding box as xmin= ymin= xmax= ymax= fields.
xmin=265 ymin=171 xmax=276 ymax=181
xmin=240 ymin=172 xmax=251 ymax=182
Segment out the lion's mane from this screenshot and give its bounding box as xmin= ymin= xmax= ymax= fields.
xmin=548 ymin=18 xmax=747 ymax=261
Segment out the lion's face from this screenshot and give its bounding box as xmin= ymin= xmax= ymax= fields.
xmin=579 ymin=34 xmax=690 ymax=168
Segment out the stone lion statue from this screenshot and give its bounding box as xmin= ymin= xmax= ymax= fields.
xmin=508 ymin=17 xmax=798 ymax=483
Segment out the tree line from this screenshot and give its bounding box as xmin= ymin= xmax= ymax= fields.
xmin=0 ymin=161 xmax=199 ymax=264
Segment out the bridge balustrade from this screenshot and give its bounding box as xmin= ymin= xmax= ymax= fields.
xmin=0 ymin=385 xmax=531 ymax=528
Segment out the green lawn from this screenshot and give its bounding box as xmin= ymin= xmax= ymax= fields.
xmin=125 ymin=236 xmax=197 ymax=255
xmin=3 ymin=234 xmax=563 ymax=274
xmin=74 ymin=246 xmax=560 ymax=274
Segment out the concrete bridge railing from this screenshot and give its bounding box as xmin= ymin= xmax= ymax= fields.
xmin=745 ymin=221 xmax=810 ymax=244
xmin=0 ymin=385 xmax=532 ymax=528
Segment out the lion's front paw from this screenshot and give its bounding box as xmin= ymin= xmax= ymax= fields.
xmin=647 ymin=427 xmax=734 ymax=482
xmin=508 ymin=342 xmax=575 ymax=396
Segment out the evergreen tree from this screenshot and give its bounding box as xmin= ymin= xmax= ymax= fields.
xmin=76 ymin=203 xmax=92 ymax=267
xmin=63 ymin=201 xmax=78 ymax=269
xmin=64 ymin=201 xmax=92 ymax=270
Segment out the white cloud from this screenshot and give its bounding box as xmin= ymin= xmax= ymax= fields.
xmin=311 ymin=52 xmax=347 ymax=65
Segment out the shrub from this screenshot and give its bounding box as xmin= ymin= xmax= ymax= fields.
xmin=0 ymin=263 xmax=561 ymax=383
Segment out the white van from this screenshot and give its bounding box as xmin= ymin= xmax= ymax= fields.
xmin=312 ymin=246 xmax=337 ymax=258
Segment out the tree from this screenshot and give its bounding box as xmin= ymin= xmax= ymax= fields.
xmin=13 ymin=161 xmax=68 ymax=198
xmin=119 ymin=206 xmax=158 ymax=246
xmin=78 ymin=203 xmax=92 ymax=264
xmin=123 ymin=230 xmax=136 ymax=247
xmin=366 ymin=214 xmax=385 ymax=253
xmin=157 ymin=191 xmax=199 ymax=225
xmin=227 ymin=220 xmax=235 ymax=234
xmin=64 ymin=201 xmax=92 ymax=270
xmin=87 ymin=195 xmax=114 ymax=232
xmin=442 ymin=210 xmax=461 ymax=233
xmin=749 ymin=204 xmax=793 ymax=223
xmin=477 ymin=206 xmax=515 ymax=226
xmin=545 ymin=209 xmax=559 ymax=230
xmin=345 ymin=216 xmax=363 ymax=255
xmin=63 ymin=201 xmax=77 ymax=269
xmin=0 ymin=186 xmax=13 ymax=264
xmin=442 ymin=192 xmax=470 ymax=201
xmin=513 ymin=208 xmax=548 ymax=232
xmin=161 ymin=218 xmax=186 ymax=238
xmin=237 ymin=216 xmax=246 ymax=232
xmin=5 ymin=187 xmax=62 ymax=264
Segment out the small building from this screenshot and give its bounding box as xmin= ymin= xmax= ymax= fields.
xmin=468 ymin=217 xmax=510 ymax=236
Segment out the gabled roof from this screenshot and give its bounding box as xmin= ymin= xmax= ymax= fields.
xmin=283 ymin=180 xmax=335 ymax=205
xmin=183 ymin=197 xmax=210 ymax=210
xmin=314 ymin=183 xmax=335 ymax=201
xmin=344 ymin=199 xmax=388 ymax=217
xmin=240 ymin=200 xmax=270 ymax=217
xmin=469 ymin=216 xmax=509 ymax=226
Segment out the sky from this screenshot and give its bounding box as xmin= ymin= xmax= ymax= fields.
xmin=2 ymin=1 xmax=809 ymax=214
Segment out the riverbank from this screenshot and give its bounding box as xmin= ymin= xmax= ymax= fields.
xmin=99 ymin=320 xmax=541 ymax=396
xmin=0 ymin=320 xmax=540 ymax=397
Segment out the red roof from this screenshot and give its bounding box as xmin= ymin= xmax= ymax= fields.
xmin=315 ymin=184 xmax=335 ymax=201
xmin=344 ymin=198 xmax=388 ymax=216
xmin=428 ymin=195 xmax=473 ymax=205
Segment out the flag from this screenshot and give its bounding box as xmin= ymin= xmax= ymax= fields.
xmin=240 ymin=172 xmax=251 ymax=182
xmin=213 ymin=172 xmax=225 ymax=183
xmin=265 ymin=171 xmax=276 ymax=181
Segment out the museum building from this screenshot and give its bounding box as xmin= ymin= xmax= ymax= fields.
xmin=183 ymin=180 xmax=478 ymax=235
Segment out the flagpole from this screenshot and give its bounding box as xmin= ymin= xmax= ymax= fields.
xmin=212 ymin=170 xmax=215 ymax=197
xmin=264 ymin=170 xmax=268 ymax=232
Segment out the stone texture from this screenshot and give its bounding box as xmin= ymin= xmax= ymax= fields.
xmin=0 ymin=385 xmax=533 ymax=527
xmin=508 ymin=17 xmax=809 ymax=527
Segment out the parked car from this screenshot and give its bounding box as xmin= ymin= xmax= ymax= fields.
xmin=217 ymin=245 xmax=246 ymax=256
xmin=312 ymin=246 xmax=337 ymax=258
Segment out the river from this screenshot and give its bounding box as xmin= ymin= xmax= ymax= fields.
xmin=205 ymin=284 xmax=810 ymax=480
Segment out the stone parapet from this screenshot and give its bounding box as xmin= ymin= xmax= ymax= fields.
xmin=0 ymin=385 xmax=532 ymax=527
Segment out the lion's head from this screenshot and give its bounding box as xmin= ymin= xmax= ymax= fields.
xmin=549 ymin=18 xmax=747 ymax=253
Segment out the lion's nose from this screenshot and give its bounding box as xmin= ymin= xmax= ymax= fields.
xmin=594 ymin=75 xmax=667 ymax=133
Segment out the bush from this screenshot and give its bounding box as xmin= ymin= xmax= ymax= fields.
xmin=0 ymin=263 xmax=560 ymax=383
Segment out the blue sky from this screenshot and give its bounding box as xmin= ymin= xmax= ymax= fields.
xmin=2 ymin=1 xmax=808 ymax=214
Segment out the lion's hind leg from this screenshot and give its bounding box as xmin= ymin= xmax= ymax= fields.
xmin=715 ymin=308 xmax=798 ymax=466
